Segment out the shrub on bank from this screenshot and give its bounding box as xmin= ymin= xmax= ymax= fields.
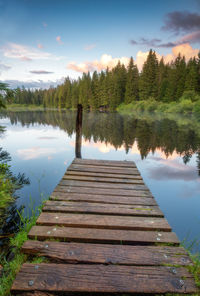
xmin=118 ymin=91 xmax=200 ymax=115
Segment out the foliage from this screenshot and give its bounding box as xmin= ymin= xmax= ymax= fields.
xmin=0 ymin=83 xmax=15 ymax=108
xmin=7 ymin=50 xmax=200 ymax=112
xmin=0 ymin=209 xmax=39 ymax=296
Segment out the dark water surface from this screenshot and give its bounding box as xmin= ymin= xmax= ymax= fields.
xmin=0 ymin=110 xmax=200 ymax=252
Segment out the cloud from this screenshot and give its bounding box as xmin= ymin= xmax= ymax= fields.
xmin=56 ymin=36 xmax=63 ymax=44
xmin=1 ymin=78 xmax=65 ymax=89
xmin=162 ymin=11 xmax=200 ymax=33
xmin=84 ymin=43 xmax=96 ymax=51
xmin=130 ymin=38 xmax=162 ymax=47
xmin=0 ymin=61 xmax=11 ymax=75
xmin=136 ymin=43 xmax=199 ymax=70
xmin=178 ymin=30 xmax=200 ymax=44
xmin=164 ymin=43 xmax=200 ymax=63
xmin=130 ymin=38 xmax=176 ymax=48
xmin=37 ymin=43 xmax=44 ymax=49
xmin=130 ymin=32 xmax=200 ymax=48
xmin=17 ymin=147 xmax=58 ymax=160
xmin=29 ymin=70 xmax=54 ymax=74
xmin=67 ymin=43 xmax=199 ymax=73
xmin=148 ymin=158 xmax=199 ymax=182
xmin=67 ymin=54 xmax=130 ymax=73
xmin=1 ymin=43 xmax=52 ymax=61
xmin=17 ymin=146 xmax=67 ymax=160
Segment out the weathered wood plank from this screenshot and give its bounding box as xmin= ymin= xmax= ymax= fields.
xmin=50 ymin=192 xmax=157 ymax=205
xmin=63 ymin=174 xmax=145 ymax=184
xmin=55 ymin=185 xmax=151 ymax=197
xmin=59 ymin=179 xmax=149 ymax=191
xmin=11 ymin=263 xmax=197 ymax=294
xmin=29 ymin=226 xmax=179 ymax=244
xmin=69 ymin=164 xmax=140 ymax=175
xmin=43 ymin=201 xmax=163 ymax=217
xmin=22 ymin=240 xmax=192 ymax=266
xmin=73 ymin=158 xmax=136 ymax=168
xmin=36 ymin=212 xmax=171 ymax=231
xmin=66 ymin=170 xmax=143 ymax=180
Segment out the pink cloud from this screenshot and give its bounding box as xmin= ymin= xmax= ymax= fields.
xmin=56 ymin=36 xmax=63 ymax=44
xmin=67 ymin=54 xmax=130 ymax=73
xmin=67 ymin=44 xmax=199 ymax=73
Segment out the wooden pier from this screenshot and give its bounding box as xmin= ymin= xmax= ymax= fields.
xmin=11 ymin=158 xmax=198 ymax=295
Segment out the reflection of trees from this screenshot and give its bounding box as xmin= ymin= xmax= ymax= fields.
xmin=1 ymin=110 xmax=200 ymax=172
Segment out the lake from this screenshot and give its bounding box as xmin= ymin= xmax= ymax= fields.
xmin=0 ymin=110 xmax=200 ymax=253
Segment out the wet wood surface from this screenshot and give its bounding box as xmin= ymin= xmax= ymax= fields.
xmin=12 ymin=263 xmax=197 ymax=294
xmin=50 ymin=192 xmax=157 ymax=205
xmin=28 ymin=225 xmax=179 ymax=245
xmin=43 ymin=200 xmax=164 ymax=217
xmin=11 ymin=158 xmax=198 ymax=295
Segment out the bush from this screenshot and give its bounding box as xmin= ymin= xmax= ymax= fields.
xmin=134 ymin=100 xmax=146 ymax=111
xmin=145 ymin=99 xmax=157 ymax=112
xmin=180 ymin=90 xmax=200 ymax=102
xmin=193 ymin=101 xmax=200 ymax=115
xmin=156 ymin=103 xmax=169 ymax=113
xmin=179 ymin=99 xmax=193 ymax=114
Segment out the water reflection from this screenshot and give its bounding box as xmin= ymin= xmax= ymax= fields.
xmin=1 ymin=110 xmax=200 ymax=175
xmin=0 ymin=110 xmax=200 ymax=252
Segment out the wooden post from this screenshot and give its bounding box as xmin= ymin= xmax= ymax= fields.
xmin=75 ymin=104 xmax=83 ymax=158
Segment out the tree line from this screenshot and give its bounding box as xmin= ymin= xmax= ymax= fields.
xmin=10 ymin=49 xmax=200 ymax=110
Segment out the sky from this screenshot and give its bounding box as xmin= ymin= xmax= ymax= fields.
xmin=0 ymin=0 xmax=200 ymax=88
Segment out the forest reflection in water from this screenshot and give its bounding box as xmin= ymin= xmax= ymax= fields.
xmin=0 ymin=110 xmax=200 ymax=253
xmin=1 ymin=110 xmax=200 ymax=174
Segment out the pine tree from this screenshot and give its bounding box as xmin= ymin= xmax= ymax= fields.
xmin=139 ymin=49 xmax=159 ymax=100
xmin=125 ymin=57 xmax=139 ymax=104
xmin=185 ymin=58 xmax=199 ymax=92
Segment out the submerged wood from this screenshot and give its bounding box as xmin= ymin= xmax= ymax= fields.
xmin=75 ymin=104 xmax=82 ymax=159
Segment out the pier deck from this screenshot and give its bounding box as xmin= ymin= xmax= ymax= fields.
xmin=11 ymin=158 xmax=198 ymax=295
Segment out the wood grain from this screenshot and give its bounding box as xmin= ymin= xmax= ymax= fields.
xmin=29 ymin=226 xmax=178 ymax=244
xmin=36 ymin=212 xmax=171 ymax=231
xmin=43 ymin=200 xmax=163 ymax=217
xmin=66 ymin=170 xmax=143 ymax=179
xmin=50 ymin=192 xmax=157 ymax=205
xmin=73 ymin=158 xmax=136 ymax=168
xmin=11 ymin=263 xmax=197 ymax=294
xmin=63 ymin=174 xmax=144 ymax=184
xmin=54 ymin=185 xmax=152 ymax=197
xmin=22 ymin=240 xmax=191 ymax=266
xmin=59 ymin=179 xmax=149 ymax=191
xmin=69 ymin=164 xmax=140 ymax=175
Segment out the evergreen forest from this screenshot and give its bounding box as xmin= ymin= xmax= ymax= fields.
xmin=9 ymin=50 xmax=200 ymax=111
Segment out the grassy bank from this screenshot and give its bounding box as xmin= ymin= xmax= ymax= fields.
xmin=0 ymin=209 xmax=39 ymax=296
xmin=117 ymin=98 xmax=200 ymax=116
xmin=117 ymin=90 xmax=200 ymax=116
xmin=5 ymin=104 xmax=46 ymax=111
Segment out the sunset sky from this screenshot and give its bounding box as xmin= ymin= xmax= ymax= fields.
xmin=0 ymin=0 xmax=200 ymax=88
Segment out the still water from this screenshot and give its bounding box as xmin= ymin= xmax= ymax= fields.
xmin=0 ymin=110 xmax=200 ymax=252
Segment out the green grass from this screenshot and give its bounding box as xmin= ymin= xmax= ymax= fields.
xmin=0 ymin=206 xmax=41 ymax=296
xmin=5 ymin=104 xmax=46 ymax=111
